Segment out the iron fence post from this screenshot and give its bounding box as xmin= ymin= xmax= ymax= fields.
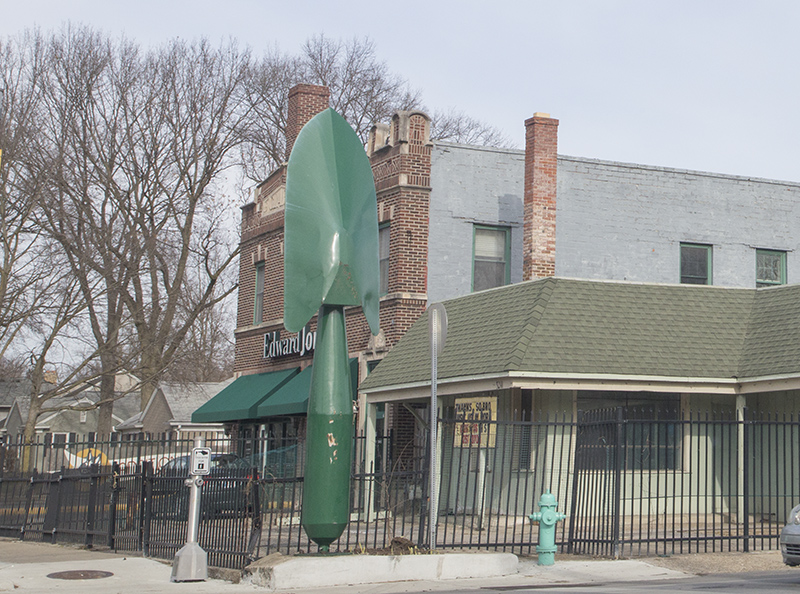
xmin=42 ymin=469 xmax=64 ymax=544
xmin=743 ymin=408 xmax=750 ymax=552
xmin=612 ymin=407 xmax=624 ymax=559
xmin=21 ymin=471 xmax=36 ymax=541
xmin=108 ymin=462 xmax=119 ymax=549
xmin=567 ymin=412 xmax=583 ymax=554
xmin=137 ymin=460 xmax=148 ymax=552
xmin=85 ymin=465 xmax=98 ymax=548
xmin=418 ymin=428 xmax=429 ymax=548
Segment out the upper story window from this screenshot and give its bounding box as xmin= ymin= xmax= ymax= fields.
xmin=254 ymin=262 xmax=265 ymax=324
xmin=379 ymin=224 xmax=390 ymax=296
xmin=680 ymin=243 xmax=712 ymax=285
xmin=756 ymin=249 xmax=787 ymax=287
xmin=473 ymin=226 xmax=510 ymax=292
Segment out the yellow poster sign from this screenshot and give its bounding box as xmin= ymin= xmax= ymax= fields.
xmin=453 ymin=395 xmax=497 ymax=448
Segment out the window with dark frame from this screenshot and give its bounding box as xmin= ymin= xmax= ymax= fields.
xmin=253 ymin=262 xmax=265 ymax=324
xmin=379 ymin=224 xmax=390 ymax=295
xmin=680 ymin=243 xmax=712 ymax=285
xmin=473 ymin=225 xmax=510 ymax=292
xmin=756 ymin=249 xmax=786 ymax=287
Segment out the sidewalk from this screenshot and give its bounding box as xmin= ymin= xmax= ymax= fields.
xmin=0 ymin=538 xmax=692 ymax=593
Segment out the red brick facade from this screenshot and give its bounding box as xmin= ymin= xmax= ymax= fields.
xmin=523 ymin=113 xmax=559 ymax=281
xmin=285 ymin=84 xmax=330 ymax=161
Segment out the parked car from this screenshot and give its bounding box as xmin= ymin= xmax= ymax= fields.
xmin=151 ymin=452 xmax=257 ymax=519
xmin=780 ymin=504 xmax=800 ymax=565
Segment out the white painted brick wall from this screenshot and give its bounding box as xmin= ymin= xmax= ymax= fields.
xmin=427 ymin=144 xmax=800 ymax=302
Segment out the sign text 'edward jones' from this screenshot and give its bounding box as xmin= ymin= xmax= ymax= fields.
xmin=263 ymin=326 xmax=316 ymax=359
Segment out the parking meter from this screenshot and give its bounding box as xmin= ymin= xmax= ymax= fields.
xmin=171 ymin=438 xmax=210 ymax=582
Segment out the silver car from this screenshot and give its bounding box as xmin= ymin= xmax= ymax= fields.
xmin=780 ymin=504 xmax=800 ymax=565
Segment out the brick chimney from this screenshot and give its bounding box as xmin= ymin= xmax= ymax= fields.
xmin=523 ymin=112 xmax=559 ymax=281
xmin=285 ymin=84 xmax=330 ymax=161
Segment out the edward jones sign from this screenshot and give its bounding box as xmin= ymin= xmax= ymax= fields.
xmin=453 ymin=395 xmax=497 ymax=448
xmin=263 ymin=326 xmax=316 ymax=359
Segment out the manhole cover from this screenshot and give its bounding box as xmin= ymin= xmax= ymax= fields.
xmin=47 ymin=569 xmax=114 ymax=580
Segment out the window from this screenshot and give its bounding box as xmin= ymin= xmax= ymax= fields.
xmin=379 ymin=224 xmax=390 ymax=295
xmin=756 ymin=249 xmax=786 ymax=287
xmin=577 ymin=392 xmax=682 ymax=471
xmin=473 ymin=226 xmax=510 ymax=292
xmin=512 ymin=389 xmax=533 ymax=471
xmin=680 ymin=243 xmax=712 ymax=285
xmin=253 ymin=262 xmax=265 ymax=324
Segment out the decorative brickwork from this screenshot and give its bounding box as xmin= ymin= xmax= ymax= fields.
xmin=523 ymin=114 xmax=559 ymax=281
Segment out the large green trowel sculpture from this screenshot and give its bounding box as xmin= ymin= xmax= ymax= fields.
xmin=284 ymin=108 xmax=380 ymax=551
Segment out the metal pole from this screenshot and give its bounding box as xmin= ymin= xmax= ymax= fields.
xmin=429 ymin=308 xmax=439 ymax=550
xmin=171 ymin=436 xmax=208 ymax=582
xmin=427 ymin=304 xmax=447 ymax=551
xmin=612 ymin=407 xmax=624 ymax=559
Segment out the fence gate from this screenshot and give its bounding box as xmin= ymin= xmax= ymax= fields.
xmin=568 ymin=408 xmax=623 ymax=557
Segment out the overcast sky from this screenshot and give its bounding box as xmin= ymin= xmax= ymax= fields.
xmin=2 ymin=0 xmax=799 ymax=182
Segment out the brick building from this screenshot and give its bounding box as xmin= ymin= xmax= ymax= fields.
xmin=195 ymin=82 xmax=800 ymax=460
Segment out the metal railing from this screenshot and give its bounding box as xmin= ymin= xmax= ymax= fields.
xmin=0 ymin=410 xmax=796 ymax=568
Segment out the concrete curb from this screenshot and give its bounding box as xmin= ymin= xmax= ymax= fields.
xmin=242 ymin=551 xmax=519 ymax=590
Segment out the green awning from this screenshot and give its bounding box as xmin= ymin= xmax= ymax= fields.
xmin=192 ymin=368 xmax=299 ymax=423
xmin=193 ymin=359 xmax=361 ymax=423
xmin=256 ymin=359 xmax=359 ymax=417
xmin=255 ymin=364 xmax=313 ymax=417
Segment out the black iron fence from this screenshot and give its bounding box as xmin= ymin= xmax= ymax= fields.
xmin=0 ymin=410 xmax=797 ymax=568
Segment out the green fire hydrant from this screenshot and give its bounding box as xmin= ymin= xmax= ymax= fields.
xmin=528 ymin=491 xmax=566 ymax=566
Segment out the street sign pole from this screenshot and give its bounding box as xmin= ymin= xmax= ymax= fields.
xmin=428 ymin=303 xmax=447 ymax=550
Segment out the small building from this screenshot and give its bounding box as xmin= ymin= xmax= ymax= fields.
xmin=2 ymin=374 xmax=140 ymax=442
xmin=0 ymin=379 xmax=29 ymax=434
xmin=115 ymin=379 xmax=233 ymax=441
xmin=359 ymin=277 xmax=800 ymax=526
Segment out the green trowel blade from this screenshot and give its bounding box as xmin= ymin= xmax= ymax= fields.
xmin=284 ymin=108 xmax=380 ymax=336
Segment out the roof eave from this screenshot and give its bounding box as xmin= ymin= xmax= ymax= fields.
xmin=363 ymin=370 xmax=800 ymax=403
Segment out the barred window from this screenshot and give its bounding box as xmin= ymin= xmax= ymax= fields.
xmin=577 ymin=392 xmax=682 ymax=471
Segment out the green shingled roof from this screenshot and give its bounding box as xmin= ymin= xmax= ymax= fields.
xmin=360 ymin=278 xmax=800 ymax=392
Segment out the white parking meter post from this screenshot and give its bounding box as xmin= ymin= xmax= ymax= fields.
xmin=171 ymin=437 xmax=210 ymax=582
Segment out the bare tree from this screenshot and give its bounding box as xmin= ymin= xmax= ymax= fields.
xmin=301 ymin=35 xmax=421 ymax=143
xmin=0 ymin=31 xmax=133 ymax=444
xmin=240 ymin=34 xmax=509 ymax=183
xmin=0 ymin=356 xmax=26 ymax=379
xmin=33 ymin=27 xmax=141 ymax=436
xmin=241 ymin=35 xmax=422 ymax=181
xmin=35 ymin=30 xmax=246 ymax=427
xmin=3 ymin=27 xmax=509 ymax=439
xmin=430 ymin=108 xmax=512 ymax=147
xmin=163 ymin=277 xmax=235 ymax=384
xmin=119 ymin=38 xmax=245 ymax=408
xmin=0 ymin=31 xmax=50 ymax=365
